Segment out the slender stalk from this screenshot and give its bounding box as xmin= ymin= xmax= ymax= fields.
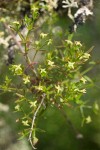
xmin=3 ymin=22 xmax=24 ymax=54
xmin=28 ymin=93 xmax=46 ymax=149
xmin=24 ymin=43 xmax=31 ymax=64
xmin=32 ymin=50 xmax=38 ymax=61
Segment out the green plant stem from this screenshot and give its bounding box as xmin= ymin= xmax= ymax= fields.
xmin=32 ymin=50 xmax=38 ymax=61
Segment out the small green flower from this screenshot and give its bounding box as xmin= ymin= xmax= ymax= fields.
xmin=47 ymin=39 xmax=52 ymax=45
xmin=68 ymin=61 xmax=75 ymax=69
xmin=74 ymin=41 xmax=82 ymax=47
xmin=31 ymin=5 xmax=38 ymax=12
xmin=22 ymin=120 xmax=30 ymax=126
xmin=40 ymin=68 xmax=46 ymax=73
xmin=80 ymin=77 xmax=87 ymax=84
xmin=23 ymin=76 xmax=30 ymax=84
xmin=55 ymin=85 xmax=63 ymax=93
xmin=35 ymin=84 xmax=44 ymax=91
xmin=80 ymin=53 xmax=90 ymax=61
xmin=11 ymin=64 xmax=23 ymax=75
xmin=48 ymin=60 xmax=54 ymax=67
xmin=15 ymin=104 xmax=20 ymax=111
xmin=40 ymin=68 xmax=47 ymax=77
xmin=80 ymin=89 xmax=86 ymax=93
xmin=40 ymin=33 xmax=48 ymax=38
xmin=29 ymin=101 xmax=37 ymax=108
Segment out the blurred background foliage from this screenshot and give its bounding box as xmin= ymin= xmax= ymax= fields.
xmin=0 ymin=0 xmax=100 ymax=150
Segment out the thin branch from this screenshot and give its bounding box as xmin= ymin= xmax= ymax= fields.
xmin=3 ymin=22 xmax=38 ymax=76
xmin=28 ymin=93 xmax=46 ymax=149
xmin=3 ymin=22 xmax=24 ymax=54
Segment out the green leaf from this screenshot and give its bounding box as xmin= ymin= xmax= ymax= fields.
xmin=18 ymin=131 xmax=29 ymax=140
xmin=93 ymin=102 xmax=99 ymax=114
xmin=24 ymin=15 xmax=33 ymax=31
